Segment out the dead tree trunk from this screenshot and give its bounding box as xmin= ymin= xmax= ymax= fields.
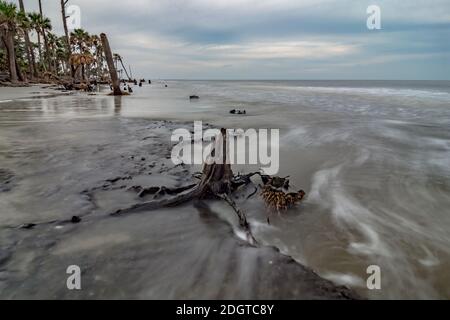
xmin=60 ymin=0 xmax=72 ymax=77
xmin=18 ymin=0 xmax=35 ymax=80
xmin=118 ymin=56 xmax=132 ymax=81
xmin=112 ymin=128 xmax=257 ymax=245
xmin=197 ymin=129 xmax=233 ymax=196
xmin=100 ymin=33 xmax=122 ymax=96
xmin=15 ymin=57 xmax=24 ymax=82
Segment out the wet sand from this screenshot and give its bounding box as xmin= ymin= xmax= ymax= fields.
xmin=0 ymin=87 xmax=358 ymax=299
xmin=0 ymin=84 xmax=71 ymax=102
xmin=3 ymin=80 xmax=449 ymax=299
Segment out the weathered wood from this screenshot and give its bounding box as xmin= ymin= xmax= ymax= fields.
xmin=2 ymin=33 xmax=18 ymax=83
xmin=112 ymin=186 xmax=202 ymax=216
xmin=110 ymin=129 xmax=258 ymax=244
xmin=216 ymin=193 xmax=257 ymax=246
xmin=196 ymin=129 xmax=233 ymax=196
xmin=100 ymin=33 xmax=122 ymax=95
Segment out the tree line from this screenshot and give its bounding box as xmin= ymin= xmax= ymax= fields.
xmin=0 ymin=0 xmax=121 ymax=86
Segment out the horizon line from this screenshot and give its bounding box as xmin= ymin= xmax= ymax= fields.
xmin=151 ymin=79 xmax=450 ymax=82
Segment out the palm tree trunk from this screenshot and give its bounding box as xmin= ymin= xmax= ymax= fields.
xmin=15 ymin=57 xmax=24 ymax=82
xmin=26 ymin=38 xmax=38 ymax=79
xmin=2 ymin=33 xmax=19 ymax=83
xmin=38 ymin=1 xmax=52 ymax=73
xmin=36 ymin=32 xmax=43 ymax=70
xmin=18 ymin=0 xmax=35 ymax=80
xmin=61 ymin=0 xmax=71 ymax=54
xmin=60 ymin=0 xmax=73 ymax=76
xmin=53 ymin=53 xmax=58 ymax=73
xmin=30 ymin=44 xmax=38 ymax=78
xmin=42 ymin=30 xmax=52 ymax=72
xmin=100 ymin=33 xmax=122 ymax=95
xmin=39 ymin=0 xmax=52 ymax=71
xmin=38 ymin=0 xmax=43 ymax=15
xmin=96 ymin=49 xmax=102 ymax=81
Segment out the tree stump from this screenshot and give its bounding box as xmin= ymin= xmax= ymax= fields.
xmin=112 ymin=128 xmax=257 ymax=245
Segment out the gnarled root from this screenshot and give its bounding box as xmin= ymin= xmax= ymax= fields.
xmin=112 ymin=185 xmax=202 ymax=216
xmin=110 ymin=129 xmax=306 ymax=245
xmin=110 ymin=129 xmax=260 ymax=245
xmin=216 ymin=193 xmax=257 ymax=246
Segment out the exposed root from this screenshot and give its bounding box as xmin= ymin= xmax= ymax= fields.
xmin=109 ymin=129 xmax=262 ymax=244
xmin=109 ymin=129 xmax=306 ymax=246
xmin=216 ymin=193 xmax=258 ymax=246
xmin=135 ymin=184 xmax=197 ymax=198
xmin=112 ymin=186 xmax=201 ymax=216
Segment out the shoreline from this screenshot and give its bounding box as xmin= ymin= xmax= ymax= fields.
xmin=0 ymin=86 xmax=361 ymax=299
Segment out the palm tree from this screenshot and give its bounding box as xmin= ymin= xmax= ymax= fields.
xmin=0 ymin=0 xmax=19 ymax=82
xmin=60 ymin=0 xmax=71 ymax=55
xmin=36 ymin=1 xmax=52 ymax=72
xmin=39 ymin=15 xmax=52 ymax=72
xmin=70 ymin=28 xmax=90 ymax=53
xmin=0 ymin=41 xmax=6 ymax=71
xmin=13 ymin=32 xmax=27 ymax=78
xmin=60 ymin=0 xmax=74 ymax=77
xmin=55 ymin=36 xmax=68 ymax=74
xmin=28 ymin=12 xmax=42 ymax=70
xmin=27 ymin=12 xmax=52 ymax=73
xmin=47 ymin=32 xmax=58 ymax=73
xmin=69 ymin=28 xmax=93 ymax=81
xmin=1 ymin=2 xmax=127 ymax=85
xmin=90 ymin=34 xmax=104 ymax=80
xmin=17 ymin=0 xmax=37 ymax=79
xmin=69 ymin=52 xmax=94 ymax=81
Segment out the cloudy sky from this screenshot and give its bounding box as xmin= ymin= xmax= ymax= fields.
xmin=17 ymin=0 xmax=450 ymax=80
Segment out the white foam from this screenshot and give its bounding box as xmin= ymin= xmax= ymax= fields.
xmin=418 ymin=246 xmax=440 ymax=267
xmin=281 ymin=85 xmax=450 ymax=101
xmin=322 ymin=272 xmax=365 ymax=288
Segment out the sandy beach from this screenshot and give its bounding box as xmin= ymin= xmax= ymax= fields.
xmin=0 ymin=84 xmax=360 ymax=299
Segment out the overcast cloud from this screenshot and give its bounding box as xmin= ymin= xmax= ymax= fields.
xmin=16 ymin=0 xmax=450 ymax=79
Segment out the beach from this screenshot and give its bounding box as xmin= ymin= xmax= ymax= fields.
xmin=0 ymin=83 xmax=359 ymax=299
xmin=1 ymin=80 xmax=450 ymax=299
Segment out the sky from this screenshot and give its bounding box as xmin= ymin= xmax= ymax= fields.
xmin=16 ymin=0 xmax=450 ymax=80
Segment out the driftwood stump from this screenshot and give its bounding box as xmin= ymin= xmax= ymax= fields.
xmin=17 ymin=128 xmax=305 ymax=248
xmin=112 ymin=128 xmax=306 ymax=246
xmin=112 ymin=128 xmax=258 ymax=244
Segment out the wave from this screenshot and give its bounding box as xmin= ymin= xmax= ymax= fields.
xmin=238 ymin=82 xmax=450 ymax=101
